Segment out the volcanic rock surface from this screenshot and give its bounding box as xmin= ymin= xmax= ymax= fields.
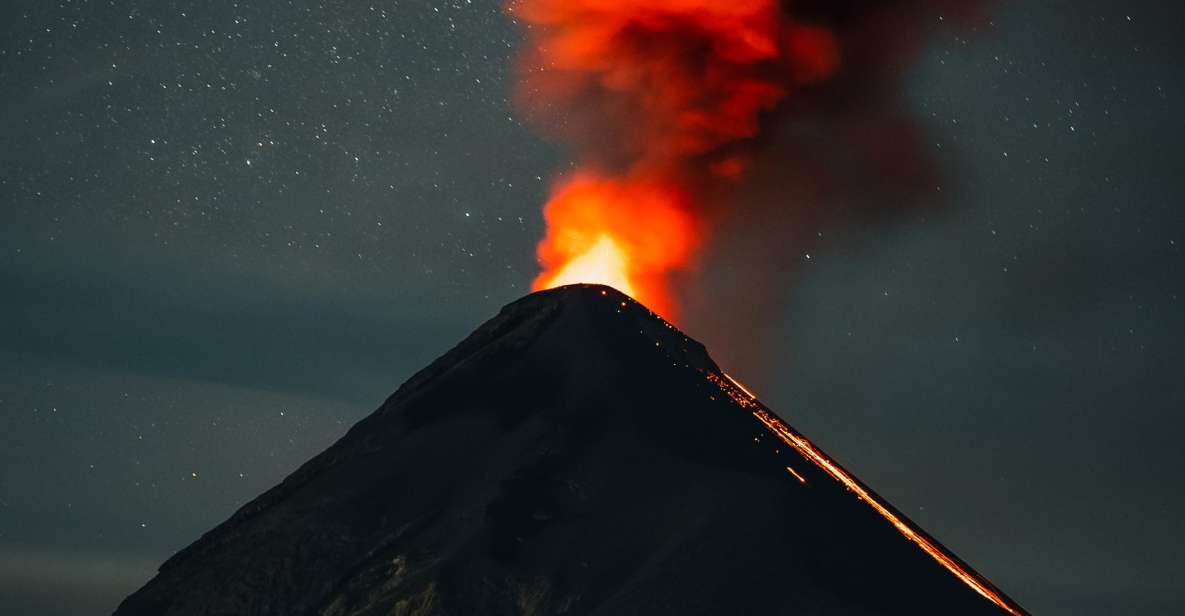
xmin=115 ymin=284 xmax=1024 ymax=616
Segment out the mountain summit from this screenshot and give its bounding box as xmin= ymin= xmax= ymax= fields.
xmin=115 ymin=284 xmax=1027 ymax=616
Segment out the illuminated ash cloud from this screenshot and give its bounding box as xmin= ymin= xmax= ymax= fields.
xmin=507 ymin=0 xmax=990 ymax=322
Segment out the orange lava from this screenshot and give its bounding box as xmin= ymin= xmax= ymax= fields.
xmin=531 ymin=174 xmax=697 ymax=319
xmin=511 ymin=0 xmax=840 ymax=319
xmin=540 ymin=235 xmax=636 ymax=298
xmin=708 ymin=371 xmax=1026 ymax=616
xmin=785 ymin=465 xmax=809 ymax=485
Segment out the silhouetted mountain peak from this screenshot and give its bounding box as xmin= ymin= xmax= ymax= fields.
xmin=116 ymin=284 xmax=1026 ymax=616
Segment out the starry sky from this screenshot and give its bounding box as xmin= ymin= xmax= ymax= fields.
xmin=1 ymin=1 xmax=1183 ymax=615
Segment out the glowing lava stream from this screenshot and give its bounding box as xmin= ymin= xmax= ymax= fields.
xmin=711 ymin=372 xmax=1026 ymax=616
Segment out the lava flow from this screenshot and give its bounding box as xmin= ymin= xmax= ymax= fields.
xmin=510 ymin=0 xmax=839 ymax=320
xmin=708 ymin=371 xmax=1027 ymax=616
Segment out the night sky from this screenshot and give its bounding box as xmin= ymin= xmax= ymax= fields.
xmin=2 ymin=2 xmax=1183 ymax=615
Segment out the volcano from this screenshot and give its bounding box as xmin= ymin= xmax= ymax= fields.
xmin=115 ymin=285 xmax=1026 ymax=616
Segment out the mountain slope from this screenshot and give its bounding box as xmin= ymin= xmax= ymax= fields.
xmin=115 ymin=284 xmax=1026 ymax=616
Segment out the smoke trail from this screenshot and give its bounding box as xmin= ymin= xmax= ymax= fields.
xmin=509 ymin=0 xmax=989 ymax=325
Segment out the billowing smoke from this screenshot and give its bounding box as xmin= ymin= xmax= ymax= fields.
xmin=508 ymin=0 xmax=989 ymax=368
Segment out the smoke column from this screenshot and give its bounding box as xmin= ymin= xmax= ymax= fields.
xmin=508 ymin=0 xmax=988 ymax=324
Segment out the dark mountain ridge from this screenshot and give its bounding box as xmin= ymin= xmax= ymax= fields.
xmin=115 ymin=284 xmax=1026 ymax=616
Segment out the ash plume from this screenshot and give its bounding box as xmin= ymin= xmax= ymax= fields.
xmin=508 ymin=0 xmax=992 ymax=371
